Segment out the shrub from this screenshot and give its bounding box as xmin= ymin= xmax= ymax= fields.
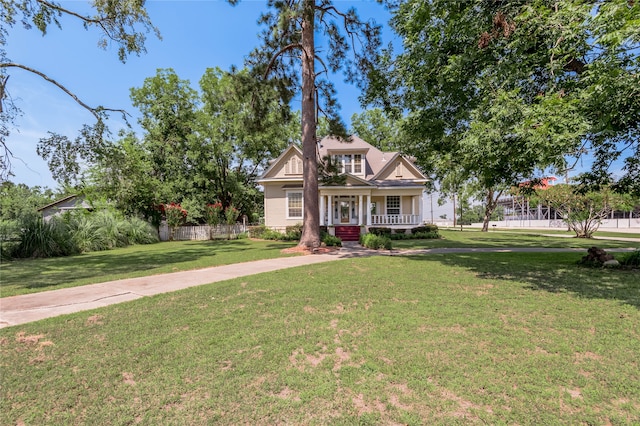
xmin=368 ymin=227 xmax=391 ymax=236
xmin=285 ymin=223 xmax=302 ymax=240
xmin=248 ymin=225 xmax=299 ymax=241
xmin=123 ymin=217 xmax=159 ymax=245
xmin=389 ymin=233 xmax=409 ymax=240
xmin=619 ymin=250 xmax=640 ymax=268
xmin=360 ymin=233 xmax=392 ymax=250
xmin=0 ymin=220 xmax=20 ymax=261
xmin=164 ymin=203 xmax=188 ymax=228
xmin=322 ymin=234 xmax=342 ymax=247
xmin=248 ymin=225 xmax=269 ymax=239
xmin=12 ymin=216 xmax=78 ymax=258
xmin=205 ymin=202 xmax=223 ymax=227
xmin=413 ymin=231 xmax=440 ymax=239
xmin=411 ymin=224 xmax=439 ymax=234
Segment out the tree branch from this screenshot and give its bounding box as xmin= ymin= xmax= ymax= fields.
xmin=1 ymin=62 xmax=129 ymax=120
xmin=264 ymin=43 xmax=303 ymax=78
xmin=36 ymin=0 xmax=105 ymax=25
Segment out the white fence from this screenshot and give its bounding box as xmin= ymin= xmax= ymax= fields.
xmin=159 ymin=223 xmax=247 ymax=241
xmin=482 ymin=218 xmax=640 ymax=230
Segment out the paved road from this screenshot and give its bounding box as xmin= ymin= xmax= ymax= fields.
xmin=1 ymin=243 xmax=637 ymax=329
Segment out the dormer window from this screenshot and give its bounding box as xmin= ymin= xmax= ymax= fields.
xmin=334 ymin=154 xmax=364 ymax=175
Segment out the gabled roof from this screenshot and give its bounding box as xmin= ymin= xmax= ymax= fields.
xmin=371 ymin=153 xmax=428 ymax=182
xmin=258 ymin=143 xmax=303 ymax=181
xmin=37 ymin=194 xmax=83 ymax=212
xmin=260 ymin=136 xmax=429 ymax=186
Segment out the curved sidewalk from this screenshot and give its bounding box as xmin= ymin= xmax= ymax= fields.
xmin=1 ymin=244 xmax=636 ymax=328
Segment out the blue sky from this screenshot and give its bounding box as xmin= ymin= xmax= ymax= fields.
xmin=6 ymin=0 xmax=395 ymax=189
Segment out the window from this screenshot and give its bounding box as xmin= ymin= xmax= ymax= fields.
xmin=287 ymin=192 xmax=303 ymax=219
xmin=353 ymin=154 xmax=362 ymax=174
xmin=386 ymin=196 xmax=400 ymax=215
xmin=343 ymin=154 xmax=352 ymax=173
xmin=333 ymin=154 xmax=364 ymax=175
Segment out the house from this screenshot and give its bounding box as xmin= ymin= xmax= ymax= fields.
xmin=257 ymin=135 xmax=428 ymax=240
xmin=38 ymin=195 xmax=91 ymax=222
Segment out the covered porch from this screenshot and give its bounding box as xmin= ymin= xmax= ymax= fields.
xmin=318 ymin=188 xmax=423 ymax=228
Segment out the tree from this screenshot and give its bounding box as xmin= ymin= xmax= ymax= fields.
xmin=0 ymin=180 xmax=58 ymax=221
xmin=535 ymin=184 xmax=635 ymax=238
xmin=366 ymin=0 xmax=640 ymax=231
xmin=87 ymin=67 xmax=295 ymax=223
xmin=1 ymin=0 xmax=160 ymax=181
xmin=237 ymin=0 xmax=382 ymax=248
xmin=350 ymin=108 xmax=404 ymax=152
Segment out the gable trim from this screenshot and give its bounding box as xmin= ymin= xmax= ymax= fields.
xmin=371 ymin=154 xmax=427 ymax=181
xmin=259 ymin=144 xmax=303 ymax=179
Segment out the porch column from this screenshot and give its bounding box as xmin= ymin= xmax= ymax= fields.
xmin=327 ymin=195 xmax=333 ymax=226
xmin=319 ymin=195 xmax=325 ymax=226
xmin=366 ymin=195 xmax=372 ymax=226
xmin=358 ymin=195 xmax=363 ymax=225
xmin=418 ymin=193 xmax=424 ymax=224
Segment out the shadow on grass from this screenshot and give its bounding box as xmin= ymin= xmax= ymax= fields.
xmin=404 ymin=252 xmax=640 ymax=309
xmin=1 ymin=239 xmax=295 ymax=294
xmin=393 ymin=231 xmax=640 ymax=250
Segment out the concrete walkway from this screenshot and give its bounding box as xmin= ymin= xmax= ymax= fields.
xmin=1 ymin=242 xmax=637 ymax=329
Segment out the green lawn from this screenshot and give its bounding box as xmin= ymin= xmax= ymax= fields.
xmin=392 ymin=229 xmax=640 ymax=250
xmin=0 ymin=239 xmax=298 ymax=297
xmin=1 ymin=252 xmax=638 ymax=424
xmin=2 ymin=231 xmax=638 ymax=298
xmin=482 ymin=227 xmax=640 ymax=240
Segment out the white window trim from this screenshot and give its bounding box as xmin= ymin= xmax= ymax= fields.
xmin=385 ymin=195 xmax=401 ymax=215
xmin=286 ymin=190 xmax=304 ymax=219
xmin=333 ymin=154 xmax=365 ymax=176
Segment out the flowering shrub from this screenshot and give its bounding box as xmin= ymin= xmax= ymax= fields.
xmin=165 ymin=203 xmax=188 ymax=228
xmin=224 ymin=205 xmax=240 ymax=240
xmin=224 ymin=205 xmax=240 ymax=225
xmin=205 ymin=202 xmax=223 ymax=227
xmin=164 ymin=203 xmax=187 ymax=240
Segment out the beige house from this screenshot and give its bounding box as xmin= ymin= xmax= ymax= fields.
xmin=258 ymin=135 xmax=428 ymax=240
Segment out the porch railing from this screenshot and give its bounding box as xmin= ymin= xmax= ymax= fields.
xmin=370 ymin=214 xmax=420 ymax=225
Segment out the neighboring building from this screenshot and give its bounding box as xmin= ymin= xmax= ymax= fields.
xmin=257 ymin=135 xmax=429 ymax=240
xmin=38 ymin=195 xmax=91 ymax=221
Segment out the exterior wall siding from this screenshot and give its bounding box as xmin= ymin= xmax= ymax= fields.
xmin=263 ymin=184 xmax=304 ymax=228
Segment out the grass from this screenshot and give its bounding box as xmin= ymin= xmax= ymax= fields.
xmin=1 ymin=253 xmax=639 ymax=424
xmin=392 ymin=229 xmax=640 ymax=250
xmin=484 ymin=227 xmax=640 ymax=239
xmin=0 ymin=239 xmax=298 ymax=297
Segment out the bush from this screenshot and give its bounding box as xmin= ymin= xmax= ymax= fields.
xmin=0 ymin=220 xmax=20 ymax=261
xmin=322 ymin=234 xmax=342 ymax=247
xmin=123 ymin=217 xmax=159 ymax=245
xmin=285 ymin=223 xmax=302 ymax=239
xmin=413 ymin=231 xmax=440 ymax=239
xmin=248 ymin=225 xmax=300 ymax=241
xmin=619 ymin=250 xmax=640 ymax=268
xmin=360 ymin=233 xmax=392 ymax=250
xmin=411 ymin=224 xmax=439 ymax=234
xmin=368 ymin=227 xmax=391 ymax=236
xmin=389 ymin=233 xmax=410 ymax=240
xmin=12 ymin=216 xmax=78 ymax=259
xmin=248 ymin=225 xmax=269 ymax=239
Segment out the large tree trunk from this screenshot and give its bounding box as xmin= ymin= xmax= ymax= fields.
xmin=298 ymin=0 xmax=321 ymax=249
